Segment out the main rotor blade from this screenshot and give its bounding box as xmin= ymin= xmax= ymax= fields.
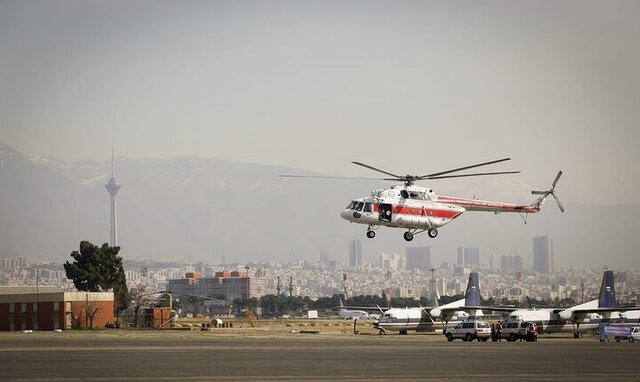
xmin=531 ymin=191 xmax=549 ymax=195
xmin=351 ymin=161 xmax=402 ymax=179
xmin=423 ymin=171 xmax=520 ymax=180
xmin=279 ymin=174 xmax=384 ymax=181
xmin=420 ymin=157 xmax=512 ymax=178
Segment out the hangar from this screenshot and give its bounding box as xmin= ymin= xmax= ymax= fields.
xmin=0 ymin=286 xmax=114 ymax=331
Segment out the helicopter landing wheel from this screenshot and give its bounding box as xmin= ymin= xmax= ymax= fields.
xmin=428 ymin=229 xmax=438 ymax=238
xmin=366 ymin=230 xmax=376 ymax=239
xmin=403 ymin=231 xmax=414 ymax=242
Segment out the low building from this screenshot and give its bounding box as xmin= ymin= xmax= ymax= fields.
xmin=0 ymin=287 xmax=114 ymax=331
xmin=166 ymin=271 xmax=267 ymax=301
xmin=139 ymin=307 xmax=174 ymax=328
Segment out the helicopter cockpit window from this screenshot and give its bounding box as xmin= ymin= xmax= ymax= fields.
xmin=364 ymin=203 xmax=373 ymax=212
xmin=355 ymin=202 xmax=364 ymax=211
xmin=347 ymin=201 xmax=357 ymax=210
xmin=408 ymin=191 xmax=425 ymax=200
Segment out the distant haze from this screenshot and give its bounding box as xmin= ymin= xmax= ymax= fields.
xmin=1 ymin=143 xmax=639 ymax=270
xmin=1 ymin=1 xmax=639 ymax=206
xmin=1 ymin=2 xmax=639 ymax=268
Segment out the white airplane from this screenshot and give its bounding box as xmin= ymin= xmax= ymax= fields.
xmin=334 ymin=298 xmax=370 ymax=320
xmin=338 ymin=308 xmax=370 ymax=320
xmin=508 ymin=270 xmax=639 ymax=338
xmin=619 ymin=310 xmax=640 ymax=322
xmin=374 ymin=272 xmax=513 ymax=334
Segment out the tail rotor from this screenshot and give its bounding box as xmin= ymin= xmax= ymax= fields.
xmin=531 ymin=171 xmax=564 ymax=212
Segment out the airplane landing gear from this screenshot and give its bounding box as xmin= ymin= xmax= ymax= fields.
xmin=572 ymin=323 xmax=582 ymax=338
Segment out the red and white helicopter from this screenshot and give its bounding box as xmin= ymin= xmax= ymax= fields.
xmin=282 ymin=158 xmax=563 ymax=242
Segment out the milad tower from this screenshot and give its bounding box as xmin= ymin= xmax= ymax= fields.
xmin=105 ymin=151 xmax=121 ymax=247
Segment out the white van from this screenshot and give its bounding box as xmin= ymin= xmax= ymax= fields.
xmin=445 ymin=320 xmax=492 ymax=342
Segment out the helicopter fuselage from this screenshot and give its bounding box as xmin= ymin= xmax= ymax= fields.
xmin=281 ymin=158 xmax=562 ymax=242
xmin=340 ymin=185 xmax=466 ymax=231
xmin=340 ymin=184 xmax=545 ymax=241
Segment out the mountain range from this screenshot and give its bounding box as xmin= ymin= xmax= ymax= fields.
xmin=1 ymin=143 xmax=638 ymax=269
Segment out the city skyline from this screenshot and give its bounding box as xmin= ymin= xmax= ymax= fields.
xmin=1 ymin=2 xmax=639 ymax=271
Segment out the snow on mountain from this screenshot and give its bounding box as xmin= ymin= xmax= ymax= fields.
xmin=1 ymin=143 xmax=638 ymax=269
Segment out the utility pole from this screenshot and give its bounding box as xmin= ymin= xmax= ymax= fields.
xmin=35 ymin=265 xmax=39 ymax=330
xmin=430 ymin=267 xmax=438 ymax=306
xmin=342 ymin=272 xmax=348 ymax=298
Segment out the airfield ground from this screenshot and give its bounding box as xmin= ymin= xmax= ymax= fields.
xmin=1 ymin=320 xmax=639 ymax=381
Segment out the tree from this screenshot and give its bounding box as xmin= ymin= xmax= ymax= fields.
xmin=64 ymin=241 xmax=129 ymax=312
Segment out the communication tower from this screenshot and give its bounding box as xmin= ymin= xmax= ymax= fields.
xmin=105 ymin=148 xmax=121 ymax=247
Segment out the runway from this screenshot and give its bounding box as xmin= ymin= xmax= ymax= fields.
xmin=1 ymin=330 xmax=638 ymax=381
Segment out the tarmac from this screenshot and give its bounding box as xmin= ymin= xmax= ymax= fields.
xmin=1 ymin=323 xmax=639 ymax=381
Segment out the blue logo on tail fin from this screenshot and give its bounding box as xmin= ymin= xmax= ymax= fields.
xmin=464 ymin=272 xmax=481 ymax=307
xmin=598 ymin=270 xmax=615 ymax=308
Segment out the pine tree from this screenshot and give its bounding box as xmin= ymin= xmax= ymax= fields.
xmin=64 ymin=241 xmax=130 ymax=312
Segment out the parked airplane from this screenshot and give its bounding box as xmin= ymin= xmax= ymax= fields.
xmin=334 ymin=298 xmax=371 ymax=320
xmin=507 ymin=270 xmax=638 ymax=338
xmin=374 ymin=272 xmax=513 ymax=334
xmin=619 ymin=310 xmax=640 ymax=322
xmin=338 ymin=308 xmax=370 ymax=320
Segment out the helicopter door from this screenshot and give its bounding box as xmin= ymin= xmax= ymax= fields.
xmin=379 ymin=203 xmax=392 ymax=222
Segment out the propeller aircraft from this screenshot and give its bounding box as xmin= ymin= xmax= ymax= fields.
xmin=281 ymin=158 xmax=563 ymax=242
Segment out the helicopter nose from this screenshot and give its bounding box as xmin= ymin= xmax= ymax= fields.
xmin=339 ymin=210 xmax=351 ymax=221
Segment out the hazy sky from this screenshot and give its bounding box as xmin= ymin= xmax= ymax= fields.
xmin=2 ymin=1 xmax=639 ymax=205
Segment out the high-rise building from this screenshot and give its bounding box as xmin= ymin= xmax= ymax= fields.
xmin=500 ymin=254 xmax=524 ymax=273
xmin=380 ymin=253 xmax=405 ymax=270
xmin=513 ymin=254 xmax=524 ymax=272
xmin=105 ymin=150 xmax=121 ymax=247
xmin=458 ymin=247 xmax=480 ymax=266
xmin=405 ymin=247 xmax=431 ymax=271
xmin=500 ymin=255 xmax=511 ymax=273
xmin=533 ymin=236 xmax=554 ymax=274
xmin=349 ymin=239 xmax=362 ymax=267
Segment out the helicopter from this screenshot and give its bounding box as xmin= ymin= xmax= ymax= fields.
xmin=281 ymin=158 xmax=563 ymax=242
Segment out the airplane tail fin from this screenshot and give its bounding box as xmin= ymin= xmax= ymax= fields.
xmin=464 ymin=272 xmax=481 ymax=307
xmin=598 ymin=270 xmax=616 ymax=308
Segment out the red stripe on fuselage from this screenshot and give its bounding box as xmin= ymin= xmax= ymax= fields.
xmin=436 ymin=196 xmax=539 ymax=213
xmin=373 ymin=204 xmax=461 ymax=219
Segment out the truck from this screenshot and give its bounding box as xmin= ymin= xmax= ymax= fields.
xmin=599 ymin=324 xmax=640 ymax=342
